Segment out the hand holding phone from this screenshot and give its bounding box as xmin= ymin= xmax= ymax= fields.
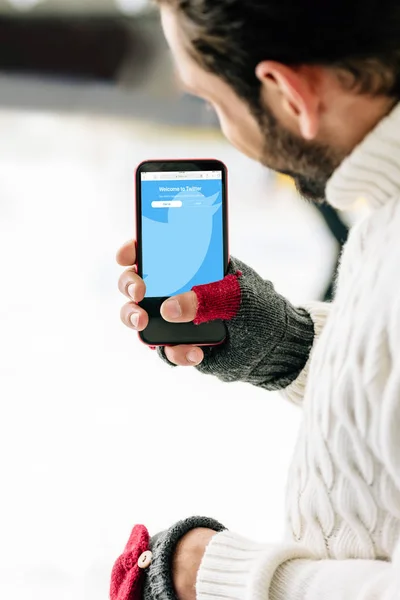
xmin=118 ymin=159 xmax=315 ymax=386
xmin=118 ymin=248 xmax=315 ymax=387
xmin=117 ymin=240 xmax=208 ymax=365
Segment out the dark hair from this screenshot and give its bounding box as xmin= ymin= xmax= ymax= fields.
xmin=157 ymin=0 xmax=400 ymax=108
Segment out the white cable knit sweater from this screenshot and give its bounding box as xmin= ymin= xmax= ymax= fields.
xmin=196 ymin=104 xmax=400 ymax=600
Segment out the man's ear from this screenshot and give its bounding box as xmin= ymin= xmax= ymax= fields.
xmin=255 ymin=61 xmax=321 ymax=140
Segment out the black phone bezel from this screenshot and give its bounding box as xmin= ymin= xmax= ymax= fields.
xmin=136 ymin=159 xmax=229 ymax=347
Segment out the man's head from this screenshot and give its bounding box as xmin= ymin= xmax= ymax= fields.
xmin=157 ymin=0 xmax=400 ymax=201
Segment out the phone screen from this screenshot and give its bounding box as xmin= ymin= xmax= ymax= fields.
xmin=136 ymin=160 xmax=227 ymax=346
xmin=140 ymin=168 xmax=225 ymax=298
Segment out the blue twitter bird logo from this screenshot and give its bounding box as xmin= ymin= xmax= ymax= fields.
xmin=143 ymin=190 xmax=221 ymax=297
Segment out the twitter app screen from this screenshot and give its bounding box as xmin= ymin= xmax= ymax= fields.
xmin=140 ymin=170 xmax=224 ymax=298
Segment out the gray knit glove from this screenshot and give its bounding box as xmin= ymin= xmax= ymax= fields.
xmin=110 ymin=516 xmax=226 ymax=600
xmin=159 ymin=257 xmax=315 ymax=391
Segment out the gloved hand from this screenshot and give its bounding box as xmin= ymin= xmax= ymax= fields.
xmin=159 ymin=257 xmax=315 ymax=391
xmin=110 ymin=516 xmax=226 ymax=600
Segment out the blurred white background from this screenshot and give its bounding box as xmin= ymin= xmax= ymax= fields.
xmin=0 ymin=3 xmax=344 ymax=599
xmin=0 ymin=0 xmax=152 ymax=15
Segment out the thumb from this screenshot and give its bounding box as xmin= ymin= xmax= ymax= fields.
xmin=161 ymin=291 xmax=198 ymax=323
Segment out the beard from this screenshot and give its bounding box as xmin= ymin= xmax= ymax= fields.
xmin=256 ymin=102 xmax=345 ymax=203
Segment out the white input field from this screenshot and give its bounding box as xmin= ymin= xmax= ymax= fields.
xmin=151 ymin=200 xmax=183 ymax=208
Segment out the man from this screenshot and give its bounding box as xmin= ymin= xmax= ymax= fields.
xmin=112 ymin=2 xmax=400 ymax=600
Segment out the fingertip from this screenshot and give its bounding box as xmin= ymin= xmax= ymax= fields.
xmin=116 ymin=240 xmax=136 ymax=266
xmin=165 ymin=346 xmax=204 ymax=366
xmin=160 ymin=298 xmax=182 ymax=322
xmin=186 ymin=348 xmax=204 ymax=365
xmin=135 ymin=282 xmax=146 ymax=303
xmin=160 ymin=291 xmax=198 ymax=323
xmin=136 ymin=311 xmax=149 ymax=332
xmin=120 ymin=302 xmax=149 ymax=332
xmin=164 ymin=346 xmax=178 ymax=365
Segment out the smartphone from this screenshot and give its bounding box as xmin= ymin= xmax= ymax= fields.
xmin=136 ymin=159 xmax=229 ymax=346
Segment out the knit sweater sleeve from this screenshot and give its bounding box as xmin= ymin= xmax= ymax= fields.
xmin=281 ymin=214 xmax=366 ymax=406
xmin=280 ymin=301 xmax=332 ymax=406
xmin=196 ymin=531 xmax=400 ymax=600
